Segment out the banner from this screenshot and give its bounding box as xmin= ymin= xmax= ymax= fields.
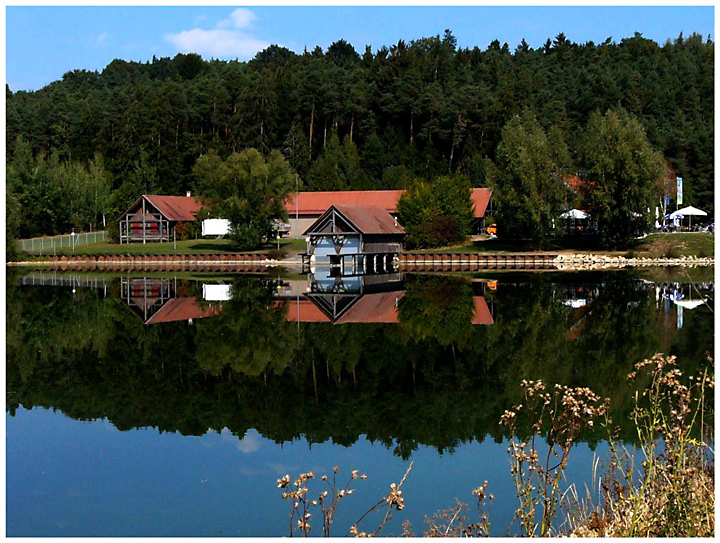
xmin=677 ymin=177 xmax=683 ymax=205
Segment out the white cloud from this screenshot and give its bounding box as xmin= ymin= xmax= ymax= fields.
xmin=165 ymin=8 xmax=269 ymax=60
xmin=228 ymin=8 xmax=256 ymax=30
xmin=97 ymin=33 xmax=108 ymax=45
xmin=220 ymin=428 xmax=264 ymax=454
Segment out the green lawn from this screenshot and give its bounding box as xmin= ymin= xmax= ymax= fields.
xmin=15 ymin=232 xmax=712 ymax=260
xmin=417 ymin=233 xmax=714 ymax=258
xmin=18 ymin=236 xmax=307 ymax=257
xmin=628 ymin=233 xmax=714 ymax=258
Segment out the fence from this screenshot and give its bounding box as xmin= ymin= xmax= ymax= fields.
xmin=16 ymin=231 xmax=108 ymax=255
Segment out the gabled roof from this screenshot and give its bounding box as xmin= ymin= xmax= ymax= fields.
xmin=144 ymin=195 xmax=201 ymax=222
xmin=286 ymin=188 xmax=493 ymax=219
xmin=120 ymin=195 xmax=201 ymax=222
xmin=470 ymin=188 xmax=492 ymax=218
xmin=334 ymin=291 xmax=402 ymax=324
xmin=304 ymin=204 xmax=405 ymax=236
xmin=145 ymin=297 xmax=220 ymax=324
xmin=472 ymin=297 xmax=494 ymax=325
xmin=286 ymin=190 xmax=405 ymax=216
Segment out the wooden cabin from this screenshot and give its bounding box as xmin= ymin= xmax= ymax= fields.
xmin=118 ymin=195 xmax=201 ymax=243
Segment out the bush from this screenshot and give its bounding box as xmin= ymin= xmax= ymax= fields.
xmin=267 ymin=248 xmax=288 ymax=261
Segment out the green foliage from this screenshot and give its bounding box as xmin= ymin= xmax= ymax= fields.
xmin=6 ymin=137 xmax=112 ymax=238
xmin=489 ymin=112 xmax=568 ymax=248
xmin=398 ymin=275 xmax=475 ymax=348
xmin=192 ymin=148 xmax=296 ymax=250
xmin=397 ymin=173 xmax=474 ymax=248
xmin=4 ymin=32 xmax=714 ymax=244
xmin=579 ymin=109 xmax=667 ymax=248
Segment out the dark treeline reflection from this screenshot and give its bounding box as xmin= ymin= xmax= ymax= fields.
xmin=6 ymin=271 xmax=713 ymax=458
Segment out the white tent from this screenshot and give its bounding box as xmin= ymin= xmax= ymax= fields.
xmin=559 ymin=209 xmax=588 ymax=219
xmin=669 ymin=206 xmax=707 ymax=228
xmin=674 ymin=299 xmax=706 ymax=310
xmin=674 ymin=205 xmax=708 ymax=217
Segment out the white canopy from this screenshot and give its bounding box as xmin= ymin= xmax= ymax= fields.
xmin=670 ymin=206 xmax=707 ymax=218
xmin=559 ymin=209 xmax=588 ymax=220
xmin=674 ymin=299 xmax=706 ymax=310
xmin=562 ymin=298 xmax=587 ymax=308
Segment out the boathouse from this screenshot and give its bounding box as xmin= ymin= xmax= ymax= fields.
xmin=303 ymin=204 xmax=405 ymax=272
xmin=118 ymin=195 xmax=201 ymax=244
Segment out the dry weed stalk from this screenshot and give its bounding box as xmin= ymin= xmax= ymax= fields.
xmin=588 ymin=354 xmax=715 ymax=537
xmin=500 ymin=379 xmax=610 ymax=536
xmin=422 ymin=481 xmax=494 ymax=537
xmin=277 ymin=463 xmax=412 ymax=537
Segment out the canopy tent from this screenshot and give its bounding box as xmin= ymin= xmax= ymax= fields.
xmin=669 ymin=206 xmax=707 ymax=228
xmin=674 ymin=299 xmax=707 ymax=310
xmin=559 ymin=209 xmax=588 ymax=219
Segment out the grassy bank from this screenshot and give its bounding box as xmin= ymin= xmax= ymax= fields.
xmin=419 ymin=232 xmax=714 ymax=258
xmin=12 ymin=232 xmax=712 ymax=262
xmin=15 ymin=237 xmax=307 ymax=257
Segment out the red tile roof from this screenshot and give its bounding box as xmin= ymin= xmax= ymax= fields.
xmin=145 ymin=297 xmax=220 ymax=324
xmin=285 ymin=299 xmax=332 ymax=323
xmin=285 ymin=190 xmax=405 ymax=216
xmin=285 ymin=294 xmax=493 ymax=325
xmin=286 ymin=188 xmax=492 ymax=219
xmin=144 ymin=195 xmax=202 ymax=222
xmin=336 ymin=291 xmax=403 ymax=324
xmin=329 ymin=204 xmax=405 ymax=235
xmin=471 ymin=297 xmax=494 ymax=325
xmin=470 ymin=188 xmax=492 ymax=218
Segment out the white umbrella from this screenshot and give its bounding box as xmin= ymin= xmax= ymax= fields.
xmin=559 ymin=209 xmax=588 ymax=219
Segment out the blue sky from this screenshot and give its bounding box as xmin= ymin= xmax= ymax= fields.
xmin=5 ymin=4 xmax=715 ymax=92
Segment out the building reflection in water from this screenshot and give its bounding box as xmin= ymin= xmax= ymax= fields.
xmin=116 ymin=268 xmax=495 ymax=326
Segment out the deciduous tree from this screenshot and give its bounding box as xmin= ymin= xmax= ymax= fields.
xmin=579 ymin=109 xmax=666 ymax=247
xmin=193 ymin=148 xmax=296 ymax=249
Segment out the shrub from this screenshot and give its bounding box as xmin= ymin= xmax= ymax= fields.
xmin=267 ymin=248 xmax=288 ymax=261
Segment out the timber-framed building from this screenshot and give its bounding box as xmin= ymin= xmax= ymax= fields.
xmin=118 ymin=195 xmax=201 ymax=244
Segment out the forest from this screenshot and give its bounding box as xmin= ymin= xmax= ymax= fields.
xmin=5 ymin=30 xmax=714 ymax=240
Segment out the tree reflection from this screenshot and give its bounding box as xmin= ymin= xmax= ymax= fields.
xmin=194 ymin=278 xmax=297 ymax=377
xmin=5 ymin=271 xmax=714 ymax=455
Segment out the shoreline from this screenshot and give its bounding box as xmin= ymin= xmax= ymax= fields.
xmin=7 ymin=252 xmax=714 ymax=271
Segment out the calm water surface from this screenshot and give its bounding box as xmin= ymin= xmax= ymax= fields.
xmin=6 ymin=268 xmax=714 ymax=536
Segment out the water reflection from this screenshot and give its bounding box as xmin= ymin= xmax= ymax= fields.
xmin=6 ymin=268 xmax=714 ymax=453
xmin=6 ymin=268 xmax=714 ymax=537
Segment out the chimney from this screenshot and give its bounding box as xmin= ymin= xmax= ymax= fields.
xmin=394 ymin=216 xmax=398 ymax=227
xmin=186 ymin=191 xmax=191 ymax=197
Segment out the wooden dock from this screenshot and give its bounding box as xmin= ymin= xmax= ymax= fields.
xmin=398 ymin=252 xmax=559 ymax=272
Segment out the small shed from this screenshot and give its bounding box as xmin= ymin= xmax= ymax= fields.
xmin=118 ymin=195 xmax=201 ymax=243
xmin=303 ymin=204 xmax=405 ymax=270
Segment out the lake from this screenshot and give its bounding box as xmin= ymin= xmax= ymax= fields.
xmin=5 ymin=267 xmax=714 ymax=536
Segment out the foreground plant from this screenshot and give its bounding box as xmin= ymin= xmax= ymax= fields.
xmin=578 ymin=354 xmax=715 ymax=537
xmin=277 ymin=463 xmax=412 ymax=537
xmin=500 ymin=380 xmax=610 ymax=536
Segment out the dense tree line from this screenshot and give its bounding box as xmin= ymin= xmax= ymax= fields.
xmin=6 ymin=271 xmax=713 ymax=455
xmin=5 ymin=31 xmax=714 ymax=241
